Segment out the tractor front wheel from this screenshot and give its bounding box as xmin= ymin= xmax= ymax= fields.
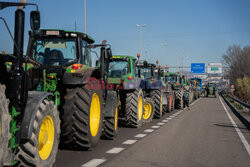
xmin=102 ymin=105 xmax=118 ymax=140
xmin=125 ymin=89 xmax=143 ymax=128
xmin=151 ymin=90 xmax=163 ymax=119
xmin=16 ymin=100 xmax=60 ymax=167
xmin=142 ymin=98 xmax=154 ymax=123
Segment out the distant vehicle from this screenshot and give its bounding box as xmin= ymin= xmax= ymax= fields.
xmin=205 ymin=82 xmax=218 ymax=98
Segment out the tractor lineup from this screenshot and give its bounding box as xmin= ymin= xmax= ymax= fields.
xmin=0 ymin=2 xmax=211 ymax=167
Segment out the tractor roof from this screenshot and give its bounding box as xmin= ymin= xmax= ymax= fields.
xmin=112 ymin=55 xmax=137 ymax=60
xmin=29 ymin=29 xmax=95 ymax=44
xmin=165 ymin=72 xmax=180 ymax=76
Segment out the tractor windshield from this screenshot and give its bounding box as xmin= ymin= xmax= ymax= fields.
xmin=167 ymin=75 xmax=176 ymax=83
xmin=140 ymin=67 xmax=152 ymax=79
xmin=30 ymin=37 xmax=77 ymax=66
xmin=108 ymin=59 xmax=130 ymax=77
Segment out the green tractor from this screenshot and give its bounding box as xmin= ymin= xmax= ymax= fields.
xmin=205 ymin=82 xmax=218 ymax=98
xmin=107 ymin=55 xmax=144 ymax=128
xmin=165 ymin=72 xmax=185 ymax=109
xmin=26 ymin=29 xmax=118 ymax=144
xmin=136 ymin=61 xmax=168 ymax=122
xmin=0 ymin=2 xmax=60 ymax=166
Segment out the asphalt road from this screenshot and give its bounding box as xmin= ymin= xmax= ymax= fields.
xmin=55 ymin=97 xmax=250 ymax=167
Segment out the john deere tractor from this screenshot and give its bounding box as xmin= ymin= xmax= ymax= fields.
xmin=107 ymin=55 xmax=145 ymax=128
xmin=205 ymin=82 xmax=218 ymax=98
xmin=0 ymin=2 xmax=60 ymax=166
xmin=26 ymin=28 xmax=118 ymax=145
xmin=136 ymin=60 xmax=168 ymax=122
xmin=166 ymin=72 xmax=185 ymax=109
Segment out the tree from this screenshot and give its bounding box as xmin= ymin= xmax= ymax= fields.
xmin=222 ymin=45 xmax=250 ymax=85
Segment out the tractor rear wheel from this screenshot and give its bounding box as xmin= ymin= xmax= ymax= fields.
xmin=142 ymin=98 xmax=154 ymax=123
xmin=125 ymin=89 xmax=143 ymax=128
xmin=16 ymin=99 xmax=60 ymax=167
xmin=0 ymin=84 xmax=10 ymax=166
xmin=61 ymin=86 xmax=103 ymax=149
xmin=175 ymin=89 xmax=183 ymax=109
xmin=102 ymin=105 xmax=118 ymax=140
xmin=151 ymin=90 xmax=163 ymax=119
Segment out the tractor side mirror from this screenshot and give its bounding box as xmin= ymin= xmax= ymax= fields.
xmin=30 ymin=11 xmax=40 ymax=31
xmin=106 ymin=48 xmax=112 ymax=59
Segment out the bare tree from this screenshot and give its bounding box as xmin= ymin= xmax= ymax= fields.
xmin=222 ymin=45 xmax=250 ymax=85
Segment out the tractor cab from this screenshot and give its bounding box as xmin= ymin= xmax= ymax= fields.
xmin=107 ymin=55 xmax=137 ymax=85
xmin=27 ymin=29 xmax=94 ymax=68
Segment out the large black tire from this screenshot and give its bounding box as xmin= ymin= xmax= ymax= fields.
xmin=0 ymin=84 xmax=10 ymax=166
xmin=175 ymin=89 xmax=183 ymax=109
xmin=16 ymin=99 xmax=60 ymax=167
xmin=61 ymin=86 xmax=103 ymax=149
xmin=125 ymin=89 xmax=143 ymax=128
xmin=151 ymin=90 xmax=163 ymax=119
xmin=142 ymin=97 xmax=155 ymax=123
xmin=102 ymin=104 xmax=118 ymax=140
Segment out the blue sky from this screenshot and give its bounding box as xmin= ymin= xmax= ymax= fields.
xmin=1 ymin=0 xmax=250 ymax=67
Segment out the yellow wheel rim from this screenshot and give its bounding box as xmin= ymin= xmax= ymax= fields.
xmin=90 ymin=93 xmax=101 ymax=137
xmin=160 ymin=92 xmax=163 ymax=113
xmin=138 ymin=96 xmax=143 ymax=121
xmin=114 ymin=107 xmax=118 ymax=131
xmin=38 ymin=116 xmax=54 ymax=160
xmin=143 ymin=103 xmax=152 ymax=120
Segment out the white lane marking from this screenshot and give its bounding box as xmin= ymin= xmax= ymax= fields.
xmin=170 ymin=115 xmax=175 ymax=118
xmin=151 ymin=125 xmax=160 ymax=128
xmin=122 ymin=139 xmax=137 ymax=145
xmin=167 ymin=117 xmax=172 ymax=120
xmin=162 ymin=120 xmax=168 ymax=123
xmin=190 ymin=98 xmax=201 ymax=106
xmin=157 ymin=122 xmax=165 ymax=125
xmin=219 ymin=97 xmax=250 ymax=157
xmin=144 ymin=129 xmax=154 ymax=133
xmin=81 ymin=159 xmax=106 ymax=167
xmin=135 ymin=134 xmax=147 ymax=138
xmin=106 ymin=147 xmax=125 ymax=154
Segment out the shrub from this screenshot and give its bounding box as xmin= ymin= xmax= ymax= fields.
xmin=236 ymin=76 xmax=250 ymax=103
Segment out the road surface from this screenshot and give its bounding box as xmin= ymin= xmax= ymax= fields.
xmin=55 ymin=96 xmax=250 ymax=167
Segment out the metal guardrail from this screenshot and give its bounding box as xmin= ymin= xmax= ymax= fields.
xmin=220 ymin=90 xmax=250 ymax=109
xmin=220 ymin=90 xmax=250 ymax=130
xmin=226 ymin=94 xmax=250 ymax=109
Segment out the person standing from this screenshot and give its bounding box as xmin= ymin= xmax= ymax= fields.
xmin=183 ymin=86 xmax=190 ymax=110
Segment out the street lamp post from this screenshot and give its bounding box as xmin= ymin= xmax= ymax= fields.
xmin=136 ymin=24 xmax=146 ymax=57
xmin=84 ymin=0 xmax=86 ymax=34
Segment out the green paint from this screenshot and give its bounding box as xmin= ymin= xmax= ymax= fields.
xmin=37 ymin=70 xmax=60 ymax=106
xmin=9 ymin=106 xmax=20 ymax=149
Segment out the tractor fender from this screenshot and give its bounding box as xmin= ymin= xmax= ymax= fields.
xmin=63 ymin=67 xmax=101 ymax=85
xmin=104 ymin=91 xmax=118 ymax=118
xmin=19 ymin=91 xmax=53 ymax=142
